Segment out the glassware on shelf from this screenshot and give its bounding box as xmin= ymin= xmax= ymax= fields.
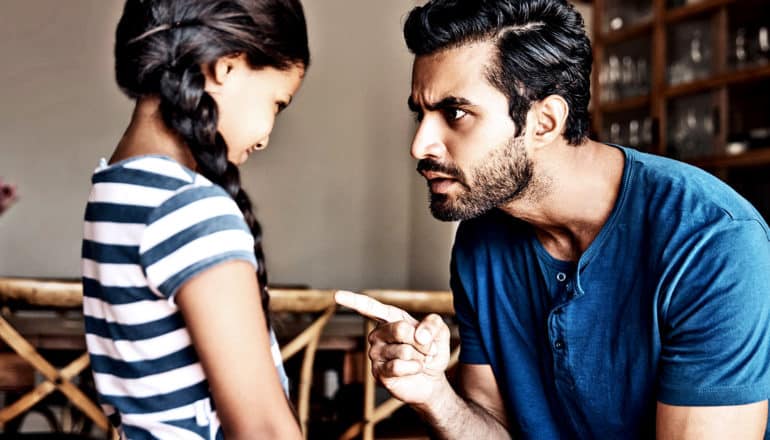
xmin=732 ymin=27 xmax=749 ymax=68
xmin=610 ymin=122 xmax=623 ymax=145
xmin=602 ymin=0 xmax=652 ymax=34
xmin=603 ymin=109 xmax=653 ymax=152
xmin=636 ymin=58 xmax=649 ymax=95
xmin=641 ymin=117 xmax=654 ymax=148
xmin=758 ymin=26 xmax=769 ymax=64
xmin=668 ymin=92 xmax=717 ymax=159
xmin=601 ymin=54 xmax=650 ymax=102
xmin=668 ymin=19 xmax=712 ymax=85
xmin=621 ymin=56 xmax=635 ymax=92
xmin=730 ymin=25 xmax=770 ymax=70
xmin=628 ymin=119 xmax=641 ymax=147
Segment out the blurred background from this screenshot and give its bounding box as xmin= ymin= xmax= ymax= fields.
xmin=0 ymin=0 xmax=460 ymax=293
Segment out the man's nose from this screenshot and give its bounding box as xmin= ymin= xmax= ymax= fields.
xmin=410 ymin=120 xmax=446 ymax=160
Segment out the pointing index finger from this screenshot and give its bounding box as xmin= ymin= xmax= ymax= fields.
xmin=335 ymin=290 xmax=416 ymax=324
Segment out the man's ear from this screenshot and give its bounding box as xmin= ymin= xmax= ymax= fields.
xmin=531 ymin=94 xmax=569 ymax=145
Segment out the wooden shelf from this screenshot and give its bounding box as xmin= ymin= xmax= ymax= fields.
xmin=664 ymin=0 xmax=737 ymax=24
xmin=686 ymin=147 xmax=770 ymax=168
xmin=664 ymin=64 xmax=770 ymax=98
xmin=600 ymin=19 xmax=654 ymax=45
xmin=599 ymin=95 xmax=651 ymax=112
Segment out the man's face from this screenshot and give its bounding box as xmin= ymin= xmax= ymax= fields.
xmin=409 ymin=42 xmax=533 ymax=221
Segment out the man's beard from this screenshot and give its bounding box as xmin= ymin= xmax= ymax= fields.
xmin=417 ymin=135 xmax=533 ymax=222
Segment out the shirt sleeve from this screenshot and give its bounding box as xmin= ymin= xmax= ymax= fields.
xmin=451 ymin=232 xmax=490 ymax=365
xmin=139 ymin=184 xmax=257 ymax=299
xmin=657 ymin=218 xmax=770 ymax=406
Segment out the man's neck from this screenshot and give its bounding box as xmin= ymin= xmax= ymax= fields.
xmin=499 ymin=140 xmax=625 ymax=262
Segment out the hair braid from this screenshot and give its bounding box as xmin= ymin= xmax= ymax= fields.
xmin=115 ymin=0 xmax=309 ymax=328
xmin=157 ymin=62 xmax=272 ymax=327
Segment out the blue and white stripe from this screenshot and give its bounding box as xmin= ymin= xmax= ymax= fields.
xmin=82 ymin=156 xmax=288 ymax=439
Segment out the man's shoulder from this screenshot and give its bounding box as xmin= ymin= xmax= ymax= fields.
xmin=626 ymin=148 xmax=768 ymax=233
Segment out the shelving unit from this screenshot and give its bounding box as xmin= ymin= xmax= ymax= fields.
xmin=591 ymin=0 xmax=770 ymax=218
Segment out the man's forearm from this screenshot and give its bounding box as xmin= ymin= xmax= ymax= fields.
xmin=412 ymin=380 xmax=511 ymax=440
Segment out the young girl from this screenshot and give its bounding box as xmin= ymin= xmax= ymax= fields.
xmin=81 ymin=1 xmax=309 ymax=438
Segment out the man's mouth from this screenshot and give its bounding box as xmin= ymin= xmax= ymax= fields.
xmin=427 ymin=177 xmax=458 ymax=194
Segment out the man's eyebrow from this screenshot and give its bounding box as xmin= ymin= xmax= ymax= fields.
xmin=407 ymin=96 xmax=474 ymax=112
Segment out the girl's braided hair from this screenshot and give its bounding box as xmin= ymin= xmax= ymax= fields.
xmin=115 ymin=0 xmax=310 ymax=326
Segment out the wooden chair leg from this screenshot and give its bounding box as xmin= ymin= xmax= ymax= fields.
xmin=297 ymin=306 xmax=335 ymax=438
xmin=0 ymin=316 xmax=109 ymax=432
xmin=280 ymin=306 xmax=336 ymax=439
xmin=339 ymin=342 xmax=462 ymax=440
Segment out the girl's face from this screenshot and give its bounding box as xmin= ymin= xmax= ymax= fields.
xmin=205 ymin=54 xmax=304 ymax=165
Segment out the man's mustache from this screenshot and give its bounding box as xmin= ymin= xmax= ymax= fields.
xmin=416 ymin=159 xmax=462 ymax=179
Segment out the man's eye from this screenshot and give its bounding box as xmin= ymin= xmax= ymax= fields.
xmin=444 ymin=108 xmax=467 ymax=121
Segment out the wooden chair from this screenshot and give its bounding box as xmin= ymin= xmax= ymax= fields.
xmin=0 ymin=279 xmax=339 ymax=439
xmin=0 ymin=278 xmax=111 ymax=436
xmin=338 ymin=289 xmax=458 ymax=440
xmin=270 ymin=289 xmax=336 ymax=438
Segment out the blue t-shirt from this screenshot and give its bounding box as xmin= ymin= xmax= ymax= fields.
xmin=451 ymin=146 xmax=770 ymax=438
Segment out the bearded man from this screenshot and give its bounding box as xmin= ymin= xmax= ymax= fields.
xmin=337 ymin=0 xmax=770 ymax=438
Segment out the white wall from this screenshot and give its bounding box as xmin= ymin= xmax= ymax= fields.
xmin=0 ymin=1 xmax=129 ymax=279
xmin=0 ymin=1 xmax=592 ymax=292
xmin=0 ymin=0 xmax=456 ymax=291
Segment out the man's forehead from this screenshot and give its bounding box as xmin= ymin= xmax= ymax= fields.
xmin=410 ymin=41 xmax=496 ymax=105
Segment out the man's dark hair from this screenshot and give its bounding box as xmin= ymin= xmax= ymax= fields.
xmin=404 ymin=0 xmax=592 ymax=145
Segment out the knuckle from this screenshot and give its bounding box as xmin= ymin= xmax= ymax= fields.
xmin=426 ymin=313 xmax=444 ymax=328
xmin=394 ymin=321 xmax=413 ymax=340
xmin=396 ymin=345 xmax=412 ymax=359
xmin=385 ymin=360 xmax=403 ymax=376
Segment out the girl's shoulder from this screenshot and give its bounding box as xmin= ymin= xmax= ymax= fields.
xmin=92 ymin=155 xmax=199 ymax=188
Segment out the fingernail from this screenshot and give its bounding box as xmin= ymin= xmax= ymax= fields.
xmin=416 ymin=329 xmax=431 ymax=345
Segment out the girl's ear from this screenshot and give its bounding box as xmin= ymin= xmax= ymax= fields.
xmin=206 ymin=53 xmax=247 ymax=89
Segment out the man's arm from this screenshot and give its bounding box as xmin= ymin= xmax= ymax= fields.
xmin=335 ymin=291 xmax=511 ymax=440
xmin=413 ymin=363 xmax=510 ymax=439
xmin=655 ymin=219 xmax=770 ymax=439
xmin=657 ymin=401 xmax=767 ymax=439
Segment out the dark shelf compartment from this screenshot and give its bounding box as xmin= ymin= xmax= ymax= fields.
xmin=600 ymin=94 xmax=651 ymax=112
xmin=664 ymin=64 xmax=770 ymax=98
xmin=686 ymin=147 xmax=770 ymax=168
xmin=665 ymin=0 xmax=738 ymax=24
xmin=600 ymin=20 xmax=654 ymax=44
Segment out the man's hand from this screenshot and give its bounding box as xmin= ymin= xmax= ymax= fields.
xmin=0 ymin=178 xmax=18 ymax=216
xmin=335 ymin=290 xmax=452 ymax=405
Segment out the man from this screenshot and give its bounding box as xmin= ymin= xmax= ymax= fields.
xmin=336 ymin=0 xmax=770 ymax=438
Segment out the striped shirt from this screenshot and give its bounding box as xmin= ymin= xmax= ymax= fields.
xmin=82 ymin=155 xmax=288 ymax=439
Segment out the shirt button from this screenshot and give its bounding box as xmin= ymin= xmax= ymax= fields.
xmin=556 ymin=272 xmax=567 ymax=282
xmin=554 ymin=340 xmax=565 ymax=350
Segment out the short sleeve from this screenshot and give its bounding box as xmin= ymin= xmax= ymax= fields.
xmin=657 ymin=218 xmax=770 ymax=406
xmin=139 ymin=184 xmax=257 ymax=299
xmin=451 ymin=235 xmax=490 ymax=365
